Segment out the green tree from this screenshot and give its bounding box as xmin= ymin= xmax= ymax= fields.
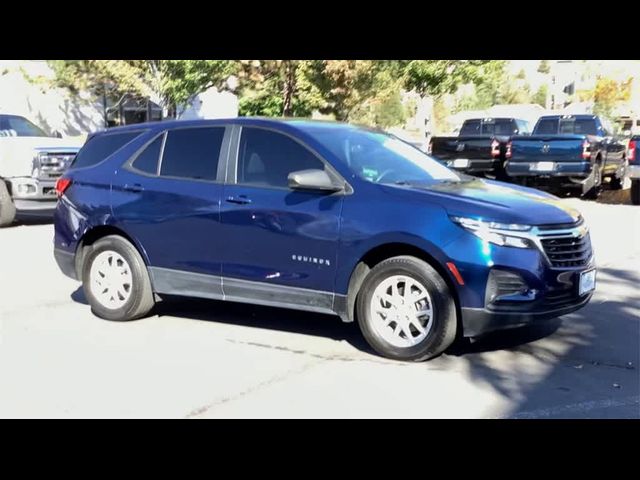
xmin=48 ymin=60 xmax=237 ymax=116
xmin=532 ymin=84 xmax=548 ymax=108
xmin=537 ymin=60 xmax=551 ymax=74
xmin=236 ymin=60 xmax=324 ymax=117
xmin=403 ymin=60 xmax=505 ymax=98
xmin=591 ymin=77 xmax=633 ymax=121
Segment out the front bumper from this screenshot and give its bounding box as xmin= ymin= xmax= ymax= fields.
xmin=506 ymin=161 xmax=591 ymax=178
xmin=461 ymin=289 xmax=593 ymax=337
xmin=8 ymin=177 xmax=58 ymax=213
xmin=629 ymin=164 xmax=640 ymax=179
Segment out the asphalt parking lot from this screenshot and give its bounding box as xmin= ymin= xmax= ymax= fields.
xmin=0 ymin=187 xmax=638 ymax=418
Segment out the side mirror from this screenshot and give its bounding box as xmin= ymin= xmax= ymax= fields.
xmin=288 ymin=169 xmax=343 ymax=192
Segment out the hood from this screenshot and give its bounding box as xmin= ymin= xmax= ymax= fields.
xmin=384 ymin=177 xmax=581 ymax=226
xmin=0 ymin=136 xmax=84 ymax=177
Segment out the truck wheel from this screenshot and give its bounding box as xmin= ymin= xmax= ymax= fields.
xmin=81 ymin=235 xmax=155 ymax=321
xmin=632 ymin=180 xmax=640 ymax=205
xmin=0 ymin=180 xmax=17 ymax=228
xmin=356 ymin=255 xmax=457 ymax=362
xmin=583 ymin=163 xmax=603 ymax=200
xmin=609 ymin=159 xmax=627 ymax=190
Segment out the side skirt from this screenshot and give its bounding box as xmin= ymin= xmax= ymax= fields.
xmin=149 ymin=267 xmax=348 ymax=320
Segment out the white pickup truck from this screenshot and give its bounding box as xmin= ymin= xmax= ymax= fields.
xmin=0 ymin=114 xmax=84 ymax=226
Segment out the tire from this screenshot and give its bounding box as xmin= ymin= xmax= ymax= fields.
xmin=81 ymin=235 xmax=155 ymax=321
xmin=609 ymin=159 xmax=627 ymax=190
xmin=583 ymin=162 xmax=603 ymax=200
xmin=356 ymin=255 xmax=457 ymax=362
xmin=0 ymin=180 xmax=16 ymax=228
xmin=632 ymin=179 xmax=640 ymax=205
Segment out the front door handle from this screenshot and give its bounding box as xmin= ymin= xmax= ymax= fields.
xmin=226 ymin=195 xmax=252 ymax=205
xmin=123 ymin=183 xmax=144 ymax=193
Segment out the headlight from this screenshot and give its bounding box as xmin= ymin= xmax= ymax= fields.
xmin=450 ymin=216 xmax=533 ymax=248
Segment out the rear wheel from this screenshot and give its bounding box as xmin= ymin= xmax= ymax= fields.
xmin=609 ymin=159 xmax=627 ymax=190
xmin=82 ymin=235 xmax=155 ymax=321
xmin=356 ymin=256 xmax=457 ymax=362
xmin=583 ymin=162 xmax=603 ymax=200
xmin=631 ymin=179 xmax=640 ymax=205
xmin=0 ymin=181 xmax=16 ymax=228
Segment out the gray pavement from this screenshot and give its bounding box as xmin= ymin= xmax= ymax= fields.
xmin=0 ymin=189 xmax=638 ymax=418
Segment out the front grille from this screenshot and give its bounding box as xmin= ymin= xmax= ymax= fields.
xmin=540 ymin=233 xmax=592 ymax=268
xmin=35 ymin=152 xmax=77 ymax=180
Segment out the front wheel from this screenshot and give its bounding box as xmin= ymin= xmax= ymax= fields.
xmin=82 ymin=235 xmax=155 ymax=321
xmin=356 ymin=256 xmax=457 ymax=362
xmin=631 ymin=179 xmax=640 ymax=205
xmin=0 ymin=181 xmax=16 ymax=227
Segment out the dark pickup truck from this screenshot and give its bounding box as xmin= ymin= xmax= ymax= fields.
xmin=428 ymin=117 xmax=530 ymax=179
xmin=506 ymin=114 xmax=627 ymax=198
xmin=629 ymin=135 xmax=639 ymax=205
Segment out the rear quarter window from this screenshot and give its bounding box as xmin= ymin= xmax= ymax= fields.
xmin=72 ymin=131 xmax=143 ymax=169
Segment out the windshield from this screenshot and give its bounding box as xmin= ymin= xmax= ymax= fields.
xmin=0 ymin=115 xmax=48 ymax=137
xmin=305 ymin=126 xmax=461 ymax=185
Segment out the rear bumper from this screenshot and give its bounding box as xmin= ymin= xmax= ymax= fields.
xmin=461 ymin=292 xmax=592 ymax=337
xmin=629 ymin=164 xmax=640 ymax=179
xmin=441 ymin=158 xmax=500 ymax=173
xmin=54 ymin=247 xmax=78 ymax=280
xmin=506 ymin=161 xmax=591 ymax=177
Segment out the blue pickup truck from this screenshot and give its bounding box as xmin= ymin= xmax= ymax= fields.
xmin=506 ymin=115 xmax=627 ymax=198
xmin=53 ymin=118 xmax=596 ymax=361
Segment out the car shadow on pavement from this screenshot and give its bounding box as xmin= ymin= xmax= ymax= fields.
xmin=154 ymin=295 xmax=374 ymax=354
xmin=441 ymin=266 xmax=639 ymax=418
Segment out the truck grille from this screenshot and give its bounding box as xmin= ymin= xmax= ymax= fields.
xmin=34 ymin=152 xmax=77 ymax=180
xmin=540 ymin=232 xmax=592 ymax=268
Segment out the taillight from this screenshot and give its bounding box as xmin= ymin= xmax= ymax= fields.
xmin=582 ymin=140 xmax=591 ymax=160
xmin=490 ymin=139 xmax=500 ymax=158
xmin=628 ymin=139 xmax=637 ymax=164
xmin=55 ymin=177 xmax=72 ymax=198
xmin=505 ymin=141 xmax=512 ymax=159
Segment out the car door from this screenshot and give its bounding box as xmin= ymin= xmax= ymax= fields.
xmin=111 ymin=125 xmax=229 ymax=298
xmin=219 ymin=125 xmax=345 ymax=311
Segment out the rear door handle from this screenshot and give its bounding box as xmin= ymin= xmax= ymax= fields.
xmin=124 ymin=183 xmax=144 ymax=193
xmin=225 ymin=195 xmax=252 ymax=205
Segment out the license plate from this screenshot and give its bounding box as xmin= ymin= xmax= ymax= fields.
xmin=531 ymin=161 xmax=555 ymax=172
xmin=448 ymin=158 xmax=469 ymax=168
xmin=579 ymin=269 xmax=596 ymax=296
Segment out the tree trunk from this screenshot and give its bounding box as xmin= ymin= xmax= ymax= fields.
xmin=282 ymin=61 xmax=296 ymax=117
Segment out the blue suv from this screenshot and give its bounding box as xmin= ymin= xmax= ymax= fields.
xmin=53 ymin=118 xmax=596 ymax=361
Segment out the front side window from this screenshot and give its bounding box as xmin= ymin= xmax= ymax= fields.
xmin=305 ymin=126 xmax=460 ymax=185
xmin=237 ymin=128 xmax=325 ymax=188
xmin=160 ymin=127 xmax=224 ymax=181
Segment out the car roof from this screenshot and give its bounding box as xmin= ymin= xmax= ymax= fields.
xmin=537 ymin=114 xmax=597 ymax=120
xmin=89 ymin=117 xmax=375 ymax=137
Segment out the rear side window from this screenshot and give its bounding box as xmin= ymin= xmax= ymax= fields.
xmin=159 ymin=127 xmax=224 ymax=181
xmin=460 ymin=120 xmax=481 ymax=135
xmin=482 ymin=120 xmax=515 ymax=136
xmin=535 ymin=118 xmax=559 ymax=135
xmin=132 ymin=135 xmax=163 ymax=174
xmin=73 ymin=131 xmax=141 ymax=169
